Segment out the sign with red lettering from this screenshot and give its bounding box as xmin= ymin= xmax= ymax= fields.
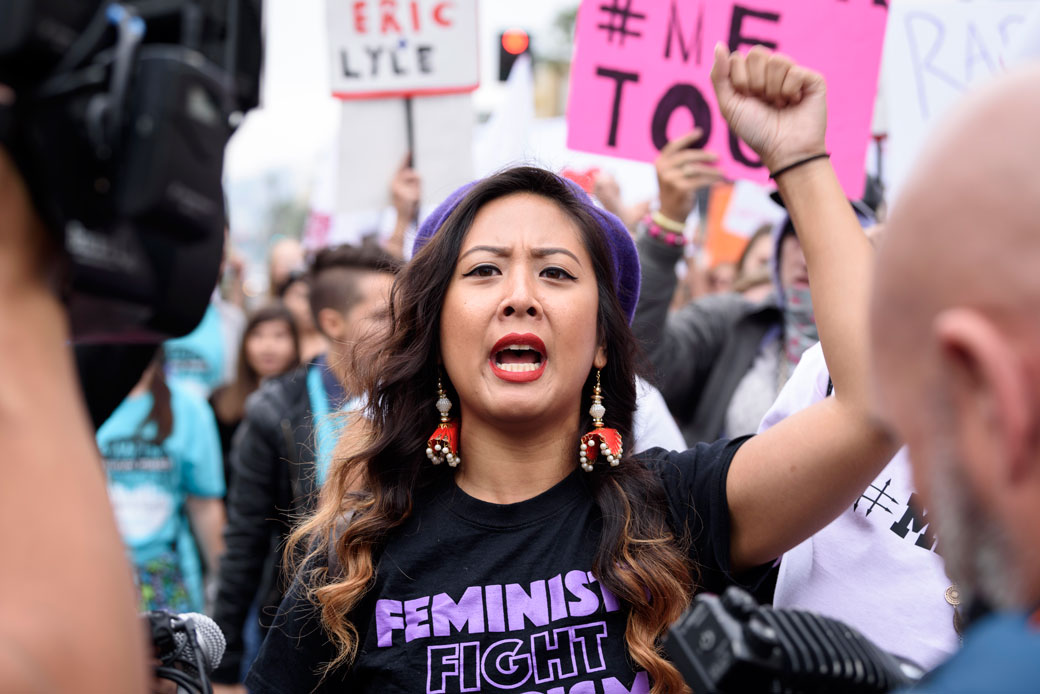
xmin=327 ymin=0 xmax=479 ymax=99
xmin=566 ymin=0 xmax=889 ymax=197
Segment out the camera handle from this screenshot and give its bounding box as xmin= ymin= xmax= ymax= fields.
xmin=84 ymin=5 xmax=145 ymax=158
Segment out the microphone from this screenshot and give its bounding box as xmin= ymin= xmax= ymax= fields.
xmin=171 ymin=612 xmax=226 ymax=675
xmin=145 ymin=610 xmax=227 ymax=693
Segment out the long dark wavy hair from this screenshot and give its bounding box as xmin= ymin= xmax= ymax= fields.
xmin=287 ymin=167 xmax=695 ymax=693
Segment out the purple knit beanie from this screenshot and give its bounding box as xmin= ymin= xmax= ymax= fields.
xmin=412 ymin=171 xmax=641 ymax=324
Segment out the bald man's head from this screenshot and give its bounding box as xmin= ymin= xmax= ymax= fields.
xmin=876 ymin=65 xmax=1040 ymax=338
xmin=871 ymin=65 xmax=1040 ymax=610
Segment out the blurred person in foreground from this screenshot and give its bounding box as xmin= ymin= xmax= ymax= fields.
xmin=210 ymin=302 xmax=301 ymax=490
xmin=211 ymin=245 xmax=401 ymax=690
xmin=97 ymin=349 xmax=226 ymax=614
xmin=633 ymin=132 xmax=874 ymax=444
xmin=0 ymin=109 xmax=147 ymax=690
xmin=873 ymin=65 xmax=1040 ymax=690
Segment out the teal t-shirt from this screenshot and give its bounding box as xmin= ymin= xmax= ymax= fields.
xmin=164 ymin=301 xmax=226 ymax=398
xmin=98 ymin=380 xmax=225 ymax=612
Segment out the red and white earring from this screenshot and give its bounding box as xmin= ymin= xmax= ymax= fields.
xmin=426 ymin=377 xmax=460 ymax=467
xmin=579 ymin=370 xmax=623 ymax=472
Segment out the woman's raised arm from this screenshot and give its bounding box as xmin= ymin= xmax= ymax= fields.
xmin=707 ymin=44 xmax=897 ymax=570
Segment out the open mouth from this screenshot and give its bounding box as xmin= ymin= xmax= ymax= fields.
xmin=494 ymin=344 xmax=543 ymax=372
xmin=489 ymin=334 xmax=547 ymax=382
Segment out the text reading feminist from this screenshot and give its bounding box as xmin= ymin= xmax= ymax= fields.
xmin=376 ymin=569 xmax=650 ymax=693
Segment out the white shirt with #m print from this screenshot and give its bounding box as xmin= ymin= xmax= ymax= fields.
xmin=758 ymin=342 xmax=959 ymax=670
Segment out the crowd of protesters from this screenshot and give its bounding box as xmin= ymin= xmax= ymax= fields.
xmin=4 ymin=38 xmax=1040 ymax=694
xmin=95 ymin=49 xmax=1038 ymax=693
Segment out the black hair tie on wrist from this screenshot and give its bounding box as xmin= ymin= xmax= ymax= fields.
xmin=769 ymin=153 xmax=830 ymax=180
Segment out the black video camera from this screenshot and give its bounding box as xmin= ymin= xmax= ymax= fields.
xmin=0 ymin=0 xmax=261 ymax=341
xmin=665 ymin=587 xmax=927 ymax=694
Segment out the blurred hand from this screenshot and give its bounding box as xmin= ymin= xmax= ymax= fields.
xmin=592 ymin=171 xmax=623 ymax=217
xmin=212 ymin=684 xmax=248 ymax=694
xmin=654 ymin=128 xmax=722 ymax=223
xmin=390 ymin=153 xmax=421 ymax=222
xmin=710 ymin=43 xmax=827 ymax=173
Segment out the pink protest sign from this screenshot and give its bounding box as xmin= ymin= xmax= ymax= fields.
xmin=567 ymin=0 xmax=888 ymax=197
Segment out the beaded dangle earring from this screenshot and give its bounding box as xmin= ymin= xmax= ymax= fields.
xmin=579 ymin=370 xmax=623 ymax=472
xmin=426 ymin=377 xmax=460 ymax=467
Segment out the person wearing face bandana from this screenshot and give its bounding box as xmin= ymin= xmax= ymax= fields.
xmin=631 ymin=142 xmax=875 ymax=445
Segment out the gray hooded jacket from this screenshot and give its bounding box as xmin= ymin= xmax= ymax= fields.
xmin=631 ymin=232 xmax=782 ymax=446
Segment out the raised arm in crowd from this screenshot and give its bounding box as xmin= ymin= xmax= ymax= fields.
xmin=632 ymin=83 xmax=873 ymax=445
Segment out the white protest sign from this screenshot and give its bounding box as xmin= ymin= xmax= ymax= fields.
xmin=335 ymin=94 xmax=474 ymax=217
xmin=326 ymin=0 xmax=479 ymax=99
xmin=1009 ymin=2 xmax=1040 ymax=64
xmin=882 ymin=0 xmax=1034 ymax=199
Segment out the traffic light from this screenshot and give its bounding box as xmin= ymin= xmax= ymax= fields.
xmin=498 ymin=28 xmax=531 ymax=81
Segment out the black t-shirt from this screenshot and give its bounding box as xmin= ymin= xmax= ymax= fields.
xmin=246 ymin=437 xmax=754 ymax=694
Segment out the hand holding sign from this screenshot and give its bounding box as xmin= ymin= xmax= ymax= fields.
xmin=385 ymin=152 xmax=423 ymax=259
xmin=655 ymin=129 xmax=722 ymax=223
xmin=711 ymin=44 xmax=827 ymax=174
xmin=390 ymin=153 xmax=422 ymax=222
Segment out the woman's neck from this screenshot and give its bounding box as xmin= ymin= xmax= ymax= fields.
xmin=453 ymin=413 xmax=580 ymax=505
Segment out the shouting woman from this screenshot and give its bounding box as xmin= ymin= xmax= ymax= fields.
xmin=245 ymin=46 xmax=894 ymax=694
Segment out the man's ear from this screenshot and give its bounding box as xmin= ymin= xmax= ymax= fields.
xmin=934 ymin=308 xmax=1036 ymax=484
xmin=317 ymin=307 xmax=345 ymax=342
xmin=593 ymin=345 xmax=608 ymax=370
